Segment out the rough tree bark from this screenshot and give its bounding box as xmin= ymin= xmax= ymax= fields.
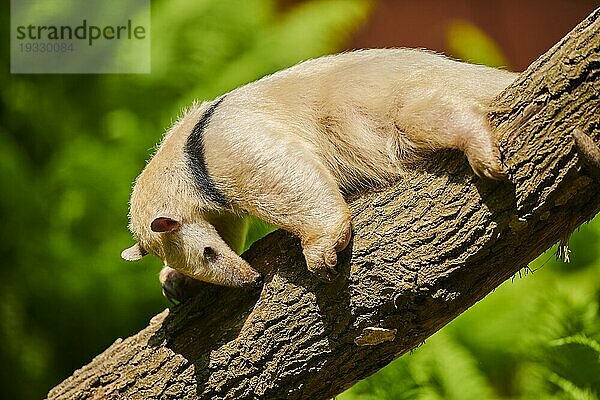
xmin=49 ymin=9 xmax=599 ymax=400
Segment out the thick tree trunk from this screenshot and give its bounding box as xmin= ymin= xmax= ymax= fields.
xmin=49 ymin=9 xmax=600 ymax=400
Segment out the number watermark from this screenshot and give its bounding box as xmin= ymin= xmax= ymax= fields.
xmin=19 ymin=42 xmax=75 ymax=53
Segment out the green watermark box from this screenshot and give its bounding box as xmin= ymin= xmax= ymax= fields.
xmin=11 ymin=0 xmax=150 ymax=73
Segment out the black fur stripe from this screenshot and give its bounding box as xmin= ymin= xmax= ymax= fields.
xmin=185 ymin=97 xmax=228 ymax=206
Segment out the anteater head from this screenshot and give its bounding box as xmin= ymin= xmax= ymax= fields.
xmin=121 ymin=100 xmax=262 ymax=287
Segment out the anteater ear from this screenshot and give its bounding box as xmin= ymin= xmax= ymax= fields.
xmin=121 ymin=243 xmax=147 ymax=261
xmin=151 ymin=217 xmax=181 ymax=233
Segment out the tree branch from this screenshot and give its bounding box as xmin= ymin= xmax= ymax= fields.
xmin=49 ymin=9 xmax=600 ymax=400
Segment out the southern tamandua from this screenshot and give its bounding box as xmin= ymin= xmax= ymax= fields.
xmin=121 ymin=48 xmax=517 ymax=300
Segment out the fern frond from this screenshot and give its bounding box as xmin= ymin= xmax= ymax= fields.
xmin=550 ymin=335 xmax=600 ymax=358
xmin=546 ymin=371 xmax=599 ymax=400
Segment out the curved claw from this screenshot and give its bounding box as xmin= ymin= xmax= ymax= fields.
xmin=161 ymin=282 xmax=180 ymax=305
xmin=159 ymin=265 xmax=204 ymax=304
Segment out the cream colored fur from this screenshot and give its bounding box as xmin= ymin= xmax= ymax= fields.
xmin=122 ymin=48 xmax=517 ymax=290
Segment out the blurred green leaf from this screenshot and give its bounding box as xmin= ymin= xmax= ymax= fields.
xmin=446 ymin=20 xmax=510 ymax=69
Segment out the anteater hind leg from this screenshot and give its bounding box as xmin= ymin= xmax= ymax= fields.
xmin=231 ymin=149 xmax=352 ymax=280
xmin=450 ymin=111 xmax=506 ymax=180
xmin=398 ymin=96 xmax=506 ymax=179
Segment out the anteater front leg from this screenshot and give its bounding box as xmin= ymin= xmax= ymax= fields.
xmin=215 ymin=144 xmax=352 ymax=280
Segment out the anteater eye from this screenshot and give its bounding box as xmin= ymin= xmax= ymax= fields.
xmin=203 ymin=246 xmax=216 ymax=260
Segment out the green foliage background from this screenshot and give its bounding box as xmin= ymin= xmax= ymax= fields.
xmin=1 ymin=1 xmax=598 ymax=399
